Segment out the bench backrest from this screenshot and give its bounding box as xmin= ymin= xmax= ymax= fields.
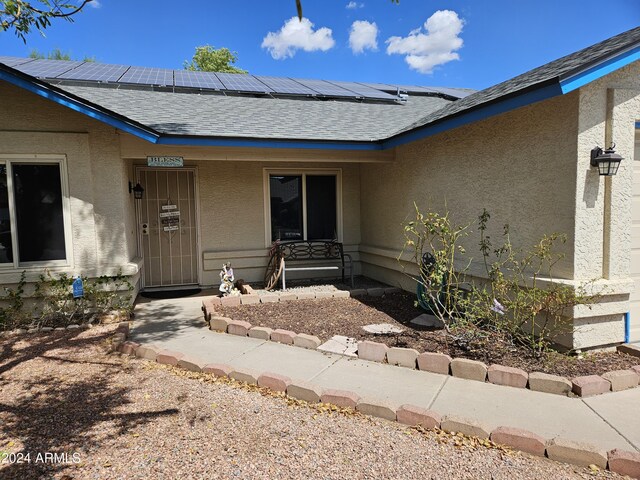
xmin=277 ymin=240 xmax=344 ymax=262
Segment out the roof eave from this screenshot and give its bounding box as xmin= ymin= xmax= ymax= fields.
xmin=156 ymin=135 xmax=384 ymax=151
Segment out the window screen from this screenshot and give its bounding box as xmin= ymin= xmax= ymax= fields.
xmin=270 ymin=175 xmax=303 ymax=241
xmin=13 ymin=164 xmax=66 ymax=262
xmin=306 ymin=175 xmax=337 ymax=240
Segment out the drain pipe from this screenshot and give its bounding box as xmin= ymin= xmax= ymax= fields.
xmin=625 ymin=312 xmax=631 ymax=343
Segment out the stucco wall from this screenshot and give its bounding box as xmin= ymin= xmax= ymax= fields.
xmin=127 ymin=158 xmax=362 ymax=286
xmin=361 ymin=91 xmax=580 ymax=285
xmin=0 ymin=81 xmax=141 ymax=296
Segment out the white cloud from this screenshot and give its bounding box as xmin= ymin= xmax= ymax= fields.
xmin=262 ymin=17 xmax=335 ymax=60
xmin=349 ymin=20 xmax=378 ymax=54
xmin=346 ymin=1 xmax=364 ymax=9
xmin=88 ymin=0 xmax=101 ymax=8
xmin=385 ymin=10 xmax=464 ymax=74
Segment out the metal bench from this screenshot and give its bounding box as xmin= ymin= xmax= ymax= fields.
xmin=277 ymin=240 xmax=354 ymax=290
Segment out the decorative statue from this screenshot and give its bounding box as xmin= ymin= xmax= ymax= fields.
xmin=219 ymin=263 xmax=238 ymax=295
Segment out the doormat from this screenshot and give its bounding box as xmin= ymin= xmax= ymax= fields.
xmin=140 ymin=288 xmax=202 ymax=300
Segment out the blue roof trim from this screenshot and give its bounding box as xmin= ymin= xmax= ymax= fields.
xmin=0 ymin=68 xmax=160 ymax=144
xmin=636 ymin=121 xmax=640 ymax=129
xmin=560 ymin=45 xmax=640 ymax=94
xmin=382 ymin=82 xmax=563 ymax=149
xmin=156 ymin=136 xmax=383 ymax=150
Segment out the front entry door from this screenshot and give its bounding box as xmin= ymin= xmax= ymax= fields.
xmin=137 ymin=168 xmax=198 ymax=288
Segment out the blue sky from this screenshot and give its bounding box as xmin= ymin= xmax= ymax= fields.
xmin=1 ymin=0 xmax=639 ymax=90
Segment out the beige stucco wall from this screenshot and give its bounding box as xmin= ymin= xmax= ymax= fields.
xmin=360 ymin=61 xmax=640 ymax=349
xmin=0 ymin=81 xmax=142 ymax=298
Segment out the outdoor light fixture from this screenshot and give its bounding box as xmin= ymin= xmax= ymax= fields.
xmin=129 ymin=181 xmax=145 ymax=200
xmin=591 ymin=144 xmax=624 ymax=176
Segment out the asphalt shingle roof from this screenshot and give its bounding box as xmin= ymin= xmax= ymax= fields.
xmin=58 ymin=85 xmax=452 ymax=142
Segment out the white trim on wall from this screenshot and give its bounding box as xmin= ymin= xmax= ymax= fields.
xmin=263 ymin=167 xmax=343 ymax=248
xmin=0 ymin=154 xmax=73 ymax=271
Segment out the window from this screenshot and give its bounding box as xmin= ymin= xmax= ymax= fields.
xmin=0 ymin=157 xmax=70 ymax=267
xmin=266 ymin=170 xmax=341 ymax=244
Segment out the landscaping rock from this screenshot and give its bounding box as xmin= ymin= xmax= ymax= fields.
xmin=220 ymin=295 xmax=241 ymax=307
xmin=361 ymin=323 xmax=404 ymax=335
xmin=356 ymin=400 xmax=397 ymax=421
xmin=202 ymin=299 xmax=218 ymax=321
xmin=271 ymin=329 xmax=296 ymax=344
xmin=295 ymin=292 xmax=316 ymax=300
xmin=487 ymin=364 xmax=528 ymax=388
xmin=396 ymin=404 xmax=441 ymax=429
xmin=417 ymin=352 xmax=451 ymax=375
xmin=333 ymin=290 xmax=350 ymax=299
xmin=490 ymin=426 xmax=546 ymax=456
xmin=248 ymin=326 xmax=273 ymax=340
xmin=67 ymin=324 xmax=80 ymax=330
xmin=357 ymin=341 xmax=389 ymax=362
xmin=27 ymin=328 xmax=38 ymax=334
xmin=318 ymin=335 xmax=358 ymax=357
xmin=601 ymin=369 xmax=639 ymax=392
xmin=315 ymin=291 xmax=334 ymax=300
xmin=227 ymin=320 xmax=252 ymax=336
xmin=287 ymin=381 xmax=323 ymax=403
xmin=321 ymin=389 xmax=360 ymax=409
xmin=450 ymin=358 xmax=487 ymax=382
xmin=40 ymin=327 xmax=53 ymax=332
xmin=278 ymin=293 xmax=297 ymax=302
xmin=293 ymin=333 xmax=322 ymax=349
xmin=631 ymin=365 xmax=640 ymax=377
xmin=229 ymin=368 xmax=259 ymax=385
xmin=240 ymin=294 xmax=260 ymax=305
xmin=258 ymin=372 xmax=292 ymax=392
xmin=571 ymin=375 xmax=610 ymax=397
xmin=210 ymin=316 xmax=232 ymax=332
xmin=409 ymin=313 xmax=445 ymax=329
xmin=118 ymin=341 xmax=140 ymax=356
xmin=617 ymin=343 xmax=640 ymax=358
xmin=178 ymin=356 xmax=206 ymax=372
xmin=366 ymin=287 xmax=385 ymax=297
xmin=202 ymin=363 xmax=233 ymax=377
xmin=156 ymin=349 xmax=184 ymax=366
xmin=528 ymin=372 xmax=572 ymax=395
xmin=349 ymin=288 xmax=367 ymax=297
xmin=136 ymin=344 xmax=160 ymax=361
xmin=441 ymin=415 xmax=491 ymax=439
xmin=545 ymin=438 xmax=607 ymax=468
xmin=260 ymin=294 xmax=279 ymax=303
xmin=387 ymin=347 xmax=419 ymax=368
xmin=607 ymin=448 xmax=640 ymax=478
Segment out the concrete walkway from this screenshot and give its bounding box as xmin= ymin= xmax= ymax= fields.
xmin=132 ymin=296 xmax=640 ymax=454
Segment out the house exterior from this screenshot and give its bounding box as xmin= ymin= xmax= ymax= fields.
xmin=0 ymin=27 xmax=639 ymax=349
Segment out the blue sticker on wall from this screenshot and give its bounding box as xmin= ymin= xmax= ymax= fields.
xmin=72 ymin=277 xmax=84 ymax=299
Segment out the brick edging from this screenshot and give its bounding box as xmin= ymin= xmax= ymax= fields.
xmin=115 ymin=336 xmax=640 ymax=478
xmin=202 ymin=294 xmax=640 ymax=399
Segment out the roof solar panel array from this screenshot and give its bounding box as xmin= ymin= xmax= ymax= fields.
xmin=174 ymin=70 xmax=225 ymax=90
xmin=119 ymin=66 xmax=173 ymax=86
xmin=0 ymin=56 xmax=472 ymax=102
xmin=215 ymin=73 xmax=272 ymax=93
xmin=14 ymin=59 xmax=83 ymax=78
xmin=255 ymin=76 xmax=316 ymax=96
xmin=58 ymin=62 xmax=129 ymax=82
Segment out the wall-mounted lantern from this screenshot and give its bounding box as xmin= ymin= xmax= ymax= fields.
xmin=129 ymin=181 xmax=145 ymax=200
xmin=591 ymin=144 xmax=624 ymax=176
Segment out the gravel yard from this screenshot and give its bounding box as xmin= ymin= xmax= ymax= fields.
xmin=217 ymin=292 xmax=640 ymax=378
xmin=0 ymin=326 xmax=621 ymax=479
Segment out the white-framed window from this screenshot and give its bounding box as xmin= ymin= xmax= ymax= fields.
xmin=263 ymin=168 xmax=343 ymax=246
xmin=0 ymin=155 xmax=72 ymax=269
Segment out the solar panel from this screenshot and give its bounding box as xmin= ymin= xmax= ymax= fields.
xmin=358 ymin=81 xmax=400 ymax=92
xmin=58 ymin=62 xmax=129 ymax=82
xmin=215 ymin=73 xmax=272 ymax=93
xmin=328 ymin=80 xmax=397 ymax=101
xmin=254 ymin=76 xmax=316 ymax=96
xmin=0 ymin=56 xmax=35 ymax=67
xmin=292 ymin=78 xmax=357 ymax=98
xmin=118 ymin=66 xmax=173 ymax=86
xmin=174 ymin=70 xmax=225 ymax=90
xmin=429 ymin=87 xmax=473 ymax=99
xmin=395 ymin=85 xmax=443 ymax=94
xmin=13 ymin=59 xmax=83 ymax=78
